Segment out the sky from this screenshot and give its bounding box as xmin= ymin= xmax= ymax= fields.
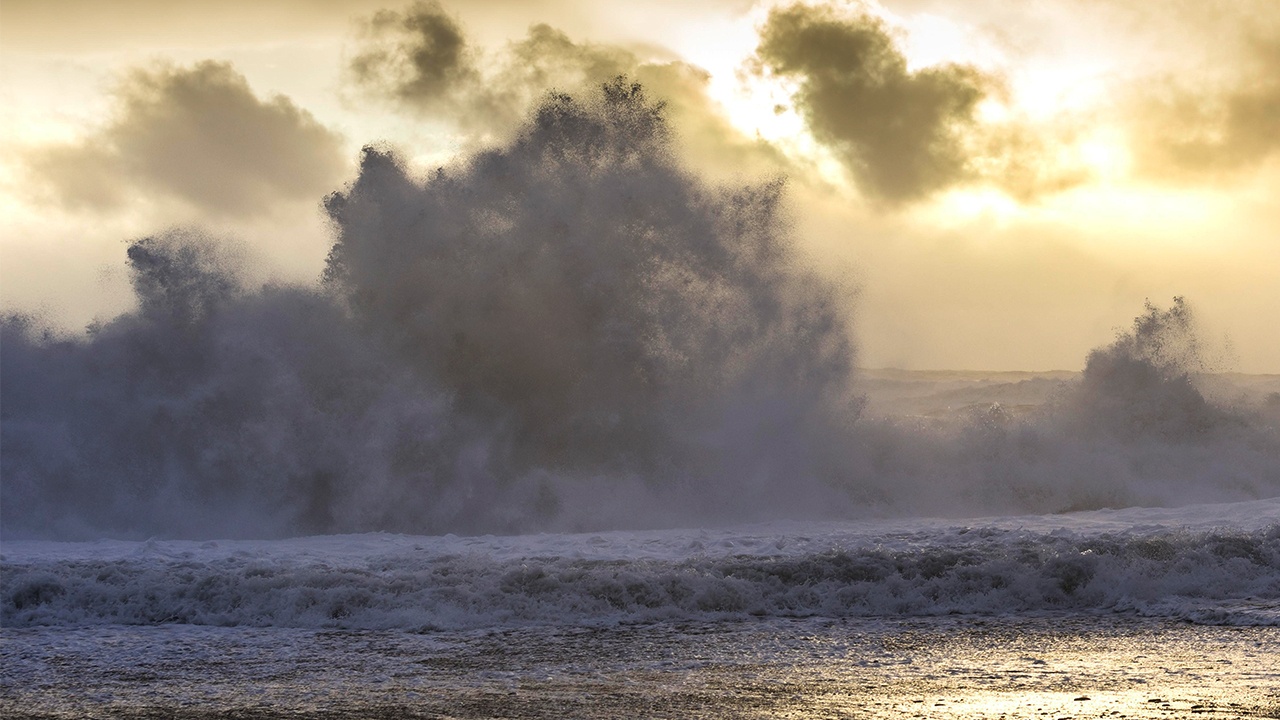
xmin=2 ymin=0 xmax=1278 ymax=373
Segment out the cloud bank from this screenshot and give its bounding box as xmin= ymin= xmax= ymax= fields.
xmin=26 ymin=61 xmax=346 ymax=216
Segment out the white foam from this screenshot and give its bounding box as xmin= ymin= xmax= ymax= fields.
xmin=5 ymin=499 xmax=1276 ymax=630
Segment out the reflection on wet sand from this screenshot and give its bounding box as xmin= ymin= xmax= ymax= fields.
xmin=3 ymin=615 xmax=1276 ymax=719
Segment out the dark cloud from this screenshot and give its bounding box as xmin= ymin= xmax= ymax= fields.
xmin=347 ymin=1 xmax=483 ymax=116
xmin=1135 ymin=37 xmax=1280 ymax=180
xmin=750 ymin=3 xmax=990 ymax=204
xmin=26 ymin=61 xmax=346 ymax=216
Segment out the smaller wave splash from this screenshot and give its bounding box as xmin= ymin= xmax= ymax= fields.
xmin=4 ymin=501 xmax=1277 ymax=630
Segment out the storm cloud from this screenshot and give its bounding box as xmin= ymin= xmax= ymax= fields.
xmin=26 ymin=61 xmax=346 ymax=216
xmin=751 ymin=3 xmax=989 ymax=204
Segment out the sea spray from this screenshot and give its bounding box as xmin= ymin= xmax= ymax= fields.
xmin=2 ymin=80 xmax=1277 ymax=540
xmin=1 ymin=81 xmax=861 ymax=538
xmin=321 ymin=80 xmax=860 ymax=504
xmin=847 ymin=299 xmax=1280 ymax=516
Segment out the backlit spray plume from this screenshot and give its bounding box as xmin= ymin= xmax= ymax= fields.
xmin=1 ymin=82 xmax=1276 ymax=540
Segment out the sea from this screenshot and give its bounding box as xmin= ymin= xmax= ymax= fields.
xmin=4 ymin=496 xmax=1278 ymax=718
xmin=4 ymin=88 xmax=1279 ymax=717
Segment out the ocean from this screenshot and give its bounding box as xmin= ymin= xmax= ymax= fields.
xmin=3 ymin=89 xmax=1279 ymax=718
xmin=4 ymin=499 xmax=1278 ymax=718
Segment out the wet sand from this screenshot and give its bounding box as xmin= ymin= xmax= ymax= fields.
xmin=3 ymin=615 xmax=1277 ymax=719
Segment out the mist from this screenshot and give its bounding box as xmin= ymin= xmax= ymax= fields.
xmin=2 ymin=80 xmax=1277 ymax=540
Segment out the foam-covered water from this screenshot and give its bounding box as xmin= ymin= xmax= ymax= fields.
xmin=5 ymin=499 xmax=1277 ymax=631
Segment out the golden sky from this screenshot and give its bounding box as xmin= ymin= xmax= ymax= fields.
xmin=2 ymin=0 xmax=1278 ymax=372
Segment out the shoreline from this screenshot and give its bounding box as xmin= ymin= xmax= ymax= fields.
xmin=4 ymin=615 xmax=1277 ymax=719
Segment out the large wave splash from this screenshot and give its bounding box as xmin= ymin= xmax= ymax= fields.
xmin=2 ymin=80 xmax=1277 ymax=540
xmin=2 ymin=81 xmax=860 ymax=539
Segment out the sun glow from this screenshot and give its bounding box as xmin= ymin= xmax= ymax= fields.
xmin=895 ymin=11 xmax=1006 ymax=72
xmin=928 ymin=187 xmax=1028 ymax=228
xmin=1075 ymin=130 xmax=1131 ymax=181
xmin=1050 ymin=185 xmax=1226 ymax=236
xmin=665 ymin=11 xmax=808 ymax=147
